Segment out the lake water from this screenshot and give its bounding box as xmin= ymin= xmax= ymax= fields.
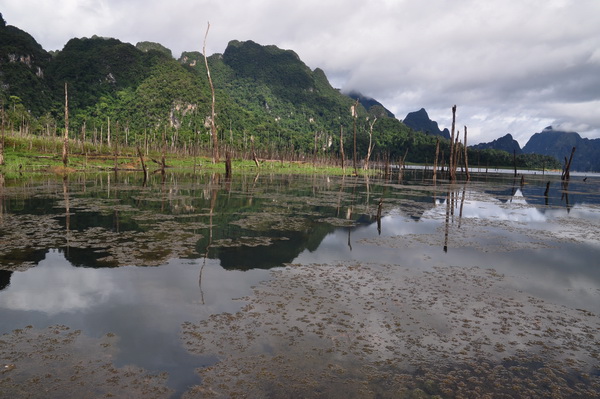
xmin=1 ymin=170 xmax=599 ymax=398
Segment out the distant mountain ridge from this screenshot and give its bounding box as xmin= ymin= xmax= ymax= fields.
xmin=402 ymin=108 xmax=451 ymax=139
xmin=472 ymin=133 xmax=522 ymax=155
xmin=346 ymin=91 xmax=395 ymax=118
xmin=523 ymin=127 xmax=600 ymax=172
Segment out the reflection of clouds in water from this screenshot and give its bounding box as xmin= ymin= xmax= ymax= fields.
xmin=0 ymin=249 xmax=116 ymax=315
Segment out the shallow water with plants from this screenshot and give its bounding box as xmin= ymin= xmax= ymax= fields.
xmin=1 ymin=170 xmax=599 ymax=398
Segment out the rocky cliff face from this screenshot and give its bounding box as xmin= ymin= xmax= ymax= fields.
xmin=472 ymin=133 xmax=522 ymax=154
xmin=523 ymin=126 xmax=600 ymax=172
xmin=403 ymin=108 xmax=450 ymax=139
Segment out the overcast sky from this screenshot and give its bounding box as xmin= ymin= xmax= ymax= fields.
xmin=2 ymin=0 xmax=599 ymax=145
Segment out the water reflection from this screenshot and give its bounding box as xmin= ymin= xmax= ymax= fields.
xmin=0 ymin=171 xmax=599 ymax=395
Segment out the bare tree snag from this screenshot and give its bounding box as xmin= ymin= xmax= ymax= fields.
xmin=449 ymin=105 xmax=457 ymax=182
xmin=433 ymin=137 xmax=440 ymax=184
xmin=513 ymin=149 xmax=518 ymax=177
xmin=62 ymin=82 xmax=69 ymax=167
xmin=137 ymin=146 xmax=148 ymax=186
xmin=561 ymin=147 xmax=576 ymax=181
xmin=363 ymin=117 xmax=377 ymax=170
xmin=351 ymin=99 xmax=359 ymax=175
xmin=339 ymin=125 xmax=345 ymax=171
xmin=0 ymin=101 xmax=5 ymax=166
xmin=464 ymin=126 xmax=470 ymax=181
xmin=250 ymin=135 xmax=260 ymax=168
xmin=225 ymin=151 xmax=232 ymax=179
xmin=203 ymin=22 xmax=219 ymax=163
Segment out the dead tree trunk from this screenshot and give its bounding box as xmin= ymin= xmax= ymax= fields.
xmin=464 ymin=126 xmax=470 ymax=181
xmin=62 ymin=82 xmax=69 ymax=167
xmin=449 ymin=105 xmax=457 ymax=182
xmin=513 ymin=150 xmax=518 ymax=177
xmin=0 ymin=101 xmax=5 ymax=166
xmin=339 ymin=125 xmax=345 ymax=172
xmin=561 ymin=147 xmax=576 ymax=181
xmin=433 ymin=137 xmax=440 ymax=184
xmin=363 ymin=117 xmax=377 ymax=170
xmin=225 ymin=151 xmax=232 ymax=179
xmin=137 ymin=146 xmax=148 ymax=185
xmin=203 ymin=22 xmax=219 ymax=163
xmin=250 ymin=135 xmax=260 ymax=168
xmin=351 ymin=99 xmax=359 ymax=175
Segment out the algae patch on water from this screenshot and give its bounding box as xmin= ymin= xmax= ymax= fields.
xmin=0 ymin=325 xmax=173 ymax=398
xmin=182 ymin=262 xmax=600 ymax=398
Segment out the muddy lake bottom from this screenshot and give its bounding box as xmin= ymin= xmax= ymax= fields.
xmin=1 ymin=171 xmax=599 ymax=398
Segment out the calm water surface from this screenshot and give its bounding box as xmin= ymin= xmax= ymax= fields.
xmin=1 ymin=171 xmax=599 ymax=396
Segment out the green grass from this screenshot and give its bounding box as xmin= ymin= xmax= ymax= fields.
xmin=0 ymin=134 xmax=368 ymax=177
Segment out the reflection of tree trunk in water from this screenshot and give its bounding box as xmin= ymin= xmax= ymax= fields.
xmin=63 ymin=175 xmax=70 ymax=253
xmin=444 ymin=190 xmax=451 ymax=253
xmin=0 ymin=174 xmax=4 ymax=223
xmin=561 ymin=181 xmax=571 ymax=212
xmin=336 ymin=175 xmax=346 ymax=218
xmin=200 ymin=176 xmax=219 ymax=305
xmin=458 ymin=185 xmax=466 ymax=229
xmin=544 ymin=181 xmax=550 ymax=206
xmin=377 ymin=196 xmax=383 ymax=235
xmin=347 ymin=228 xmax=353 ymax=251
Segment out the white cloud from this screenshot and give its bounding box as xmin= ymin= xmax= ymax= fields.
xmin=2 ymin=0 xmax=599 ymax=145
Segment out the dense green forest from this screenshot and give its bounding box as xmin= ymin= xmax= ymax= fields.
xmin=0 ymin=14 xmax=560 ymax=170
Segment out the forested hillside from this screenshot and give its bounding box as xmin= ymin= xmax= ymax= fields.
xmin=0 ymin=14 xmax=560 ymax=170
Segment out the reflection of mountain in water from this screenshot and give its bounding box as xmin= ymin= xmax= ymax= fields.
xmin=0 ymin=270 xmax=13 ymax=290
xmin=485 ymin=177 xmax=599 ymax=210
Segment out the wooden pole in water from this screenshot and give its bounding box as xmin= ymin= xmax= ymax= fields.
xmin=449 ymin=105 xmax=457 ymax=182
xmin=464 ymin=126 xmax=470 ymax=181
xmin=433 ymin=137 xmax=440 ymax=185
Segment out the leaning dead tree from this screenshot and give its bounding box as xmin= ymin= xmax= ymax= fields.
xmin=203 ymin=22 xmax=219 ymax=163
xmin=561 ymin=147 xmax=576 ymax=181
xmin=62 ymin=82 xmax=69 ymax=167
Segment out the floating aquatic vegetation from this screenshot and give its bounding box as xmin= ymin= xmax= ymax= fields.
xmin=182 ymin=263 xmax=600 ymax=398
xmin=0 ymin=325 xmax=173 ymax=398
